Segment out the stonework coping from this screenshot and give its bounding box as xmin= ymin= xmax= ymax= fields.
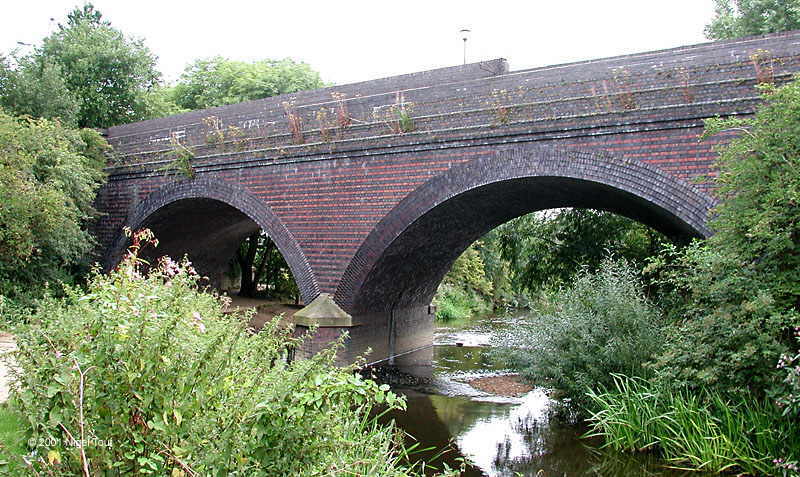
xmin=293 ymin=293 xmax=355 ymax=328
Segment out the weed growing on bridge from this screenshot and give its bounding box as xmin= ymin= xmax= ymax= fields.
xmin=396 ymin=105 xmax=415 ymax=133
xmin=677 ymin=66 xmax=695 ymax=103
xmin=159 ymin=133 xmax=195 ymax=179
xmin=611 ymin=67 xmax=637 ymax=110
xmin=750 ymin=49 xmax=775 ymax=85
xmin=315 ymin=108 xmax=335 ymax=142
xmin=283 ymin=100 xmax=304 ymax=144
xmin=331 ymin=91 xmax=351 ymax=128
xmin=487 ymin=89 xmax=512 ymax=125
xmin=202 ymin=116 xmax=248 ymax=152
xmin=202 ymin=115 xmax=225 ymax=145
xmin=374 ymin=101 xmax=415 ymax=134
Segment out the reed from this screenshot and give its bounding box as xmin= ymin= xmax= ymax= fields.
xmin=586 ymin=374 xmax=800 ymax=475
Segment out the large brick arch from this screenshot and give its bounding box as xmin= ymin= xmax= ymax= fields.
xmin=104 ymin=178 xmax=319 ymax=303
xmin=336 ymin=144 xmax=716 ymax=315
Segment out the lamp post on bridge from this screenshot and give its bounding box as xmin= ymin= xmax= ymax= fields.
xmin=460 ymin=28 xmax=471 ymax=65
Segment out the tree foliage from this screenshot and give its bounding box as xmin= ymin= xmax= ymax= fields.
xmin=705 ymin=0 xmax=800 ymax=40
xmin=434 ymin=245 xmax=494 ymax=322
xmin=35 ymin=3 xmax=161 ymax=128
xmin=233 ymin=232 xmax=299 ymax=302
xmin=0 ymin=4 xmax=174 ymax=127
xmin=0 ymin=54 xmax=80 ymax=127
xmin=0 ymin=109 xmax=107 ymax=302
xmin=649 ymin=80 xmax=800 ymax=398
xmin=495 ymin=209 xmax=666 ymax=294
xmin=171 ymin=56 xmax=324 ymax=110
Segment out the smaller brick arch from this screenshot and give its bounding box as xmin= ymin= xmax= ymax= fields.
xmin=335 ymin=144 xmax=717 ymax=315
xmin=104 ymin=178 xmax=319 ymax=303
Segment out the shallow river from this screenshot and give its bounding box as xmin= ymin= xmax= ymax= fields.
xmin=383 ymin=314 xmax=709 ymax=477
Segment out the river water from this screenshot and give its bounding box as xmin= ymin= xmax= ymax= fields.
xmin=383 ymin=314 xmax=707 ymax=477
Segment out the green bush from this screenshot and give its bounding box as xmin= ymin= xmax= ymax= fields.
xmin=587 ymin=375 xmax=800 ymax=476
xmin=434 ymin=283 xmax=491 ymax=323
xmin=0 ymin=109 xmax=107 ymax=305
xmin=0 ymin=405 xmax=27 ymax=474
xmin=434 ymin=245 xmax=493 ymax=323
xmin=492 ymin=257 xmax=664 ymax=410
xmin=645 ymin=80 xmax=800 ymax=398
xmin=8 ymin=229 xmax=420 ymax=476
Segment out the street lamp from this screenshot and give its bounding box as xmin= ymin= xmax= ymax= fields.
xmin=460 ymin=28 xmax=471 ymax=65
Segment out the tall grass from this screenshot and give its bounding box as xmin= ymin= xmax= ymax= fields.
xmin=0 ymin=404 xmax=27 ymax=473
xmin=586 ymin=375 xmax=800 ymax=475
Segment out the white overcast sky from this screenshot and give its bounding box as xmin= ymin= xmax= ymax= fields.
xmin=3 ymin=1 xmax=717 ymax=86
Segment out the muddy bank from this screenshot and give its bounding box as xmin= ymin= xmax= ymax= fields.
xmin=223 ymin=296 xmax=302 ymax=329
xmin=467 ymin=373 xmax=532 ymax=397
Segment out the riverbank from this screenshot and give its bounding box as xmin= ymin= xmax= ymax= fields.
xmin=223 ymin=296 xmax=302 ymax=329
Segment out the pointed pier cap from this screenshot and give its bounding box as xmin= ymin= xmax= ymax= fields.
xmin=292 ymin=293 xmax=354 ymax=327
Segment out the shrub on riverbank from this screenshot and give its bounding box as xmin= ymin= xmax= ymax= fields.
xmin=435 ymin=245 xmax=494 ymax=323
xmin=6 ymin=229 xmax=427 ymax=476
xmin=584 ymin=78 xmax=800 ymax=476
xmin=492 ymin=257 xmax=664 ymax=410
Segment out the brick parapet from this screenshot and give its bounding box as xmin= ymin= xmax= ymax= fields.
xmin=103 ymin=31 xmax=800 ymax=169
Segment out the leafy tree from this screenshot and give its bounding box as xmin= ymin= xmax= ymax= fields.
xmin=441 ymin=244 xmax=493 ymax=297
xmin=649 ymin=80 xmax=800 ymax=398
xmin=171 ymin=56 xmax=324 ymax=110
xmin=62 ymin=1 xmax=105 ymax=27
xmin=434 ymin=244 xmax=494 ymax=321
xmin=138 ymin=85 xmax=187 ymax=119
xmin=495 ymin=209 xmax=666 ymax=294
xmin=0 ymin=109 xmax=107 ymax=303
xmin=234 ymin=232 xmax=299 ymax=302
xmin=36 ymin=3 xmax=161 ymax=127
xmin=0 ymin=53 xmax=80 ymax=127
xmin=705 ymin=0 xmax=800 ymax=40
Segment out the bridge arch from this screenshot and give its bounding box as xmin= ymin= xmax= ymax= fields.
xmin=336 ymin=144 xmax=716 ymax=315
xmin=105 ymin=178 xmax=319 ymax=303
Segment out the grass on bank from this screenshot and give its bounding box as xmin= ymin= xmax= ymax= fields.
xmin=586 ymin=375 xmax=800 ymax=476
xmin=0 ymin=404 xmax=26 ymax=473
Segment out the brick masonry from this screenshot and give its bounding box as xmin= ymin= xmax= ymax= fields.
xmin=93 ymin=31 xmax=800 ymax=361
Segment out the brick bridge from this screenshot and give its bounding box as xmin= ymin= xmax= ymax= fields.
xmin=94 ymin=31 xmax=800 ymax=365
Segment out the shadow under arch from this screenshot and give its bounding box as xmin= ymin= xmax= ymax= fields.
xmin=336 ymin=145 xmax=716 ymax=315
xmin=104 ymin=178 xmax=319 ymax=303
